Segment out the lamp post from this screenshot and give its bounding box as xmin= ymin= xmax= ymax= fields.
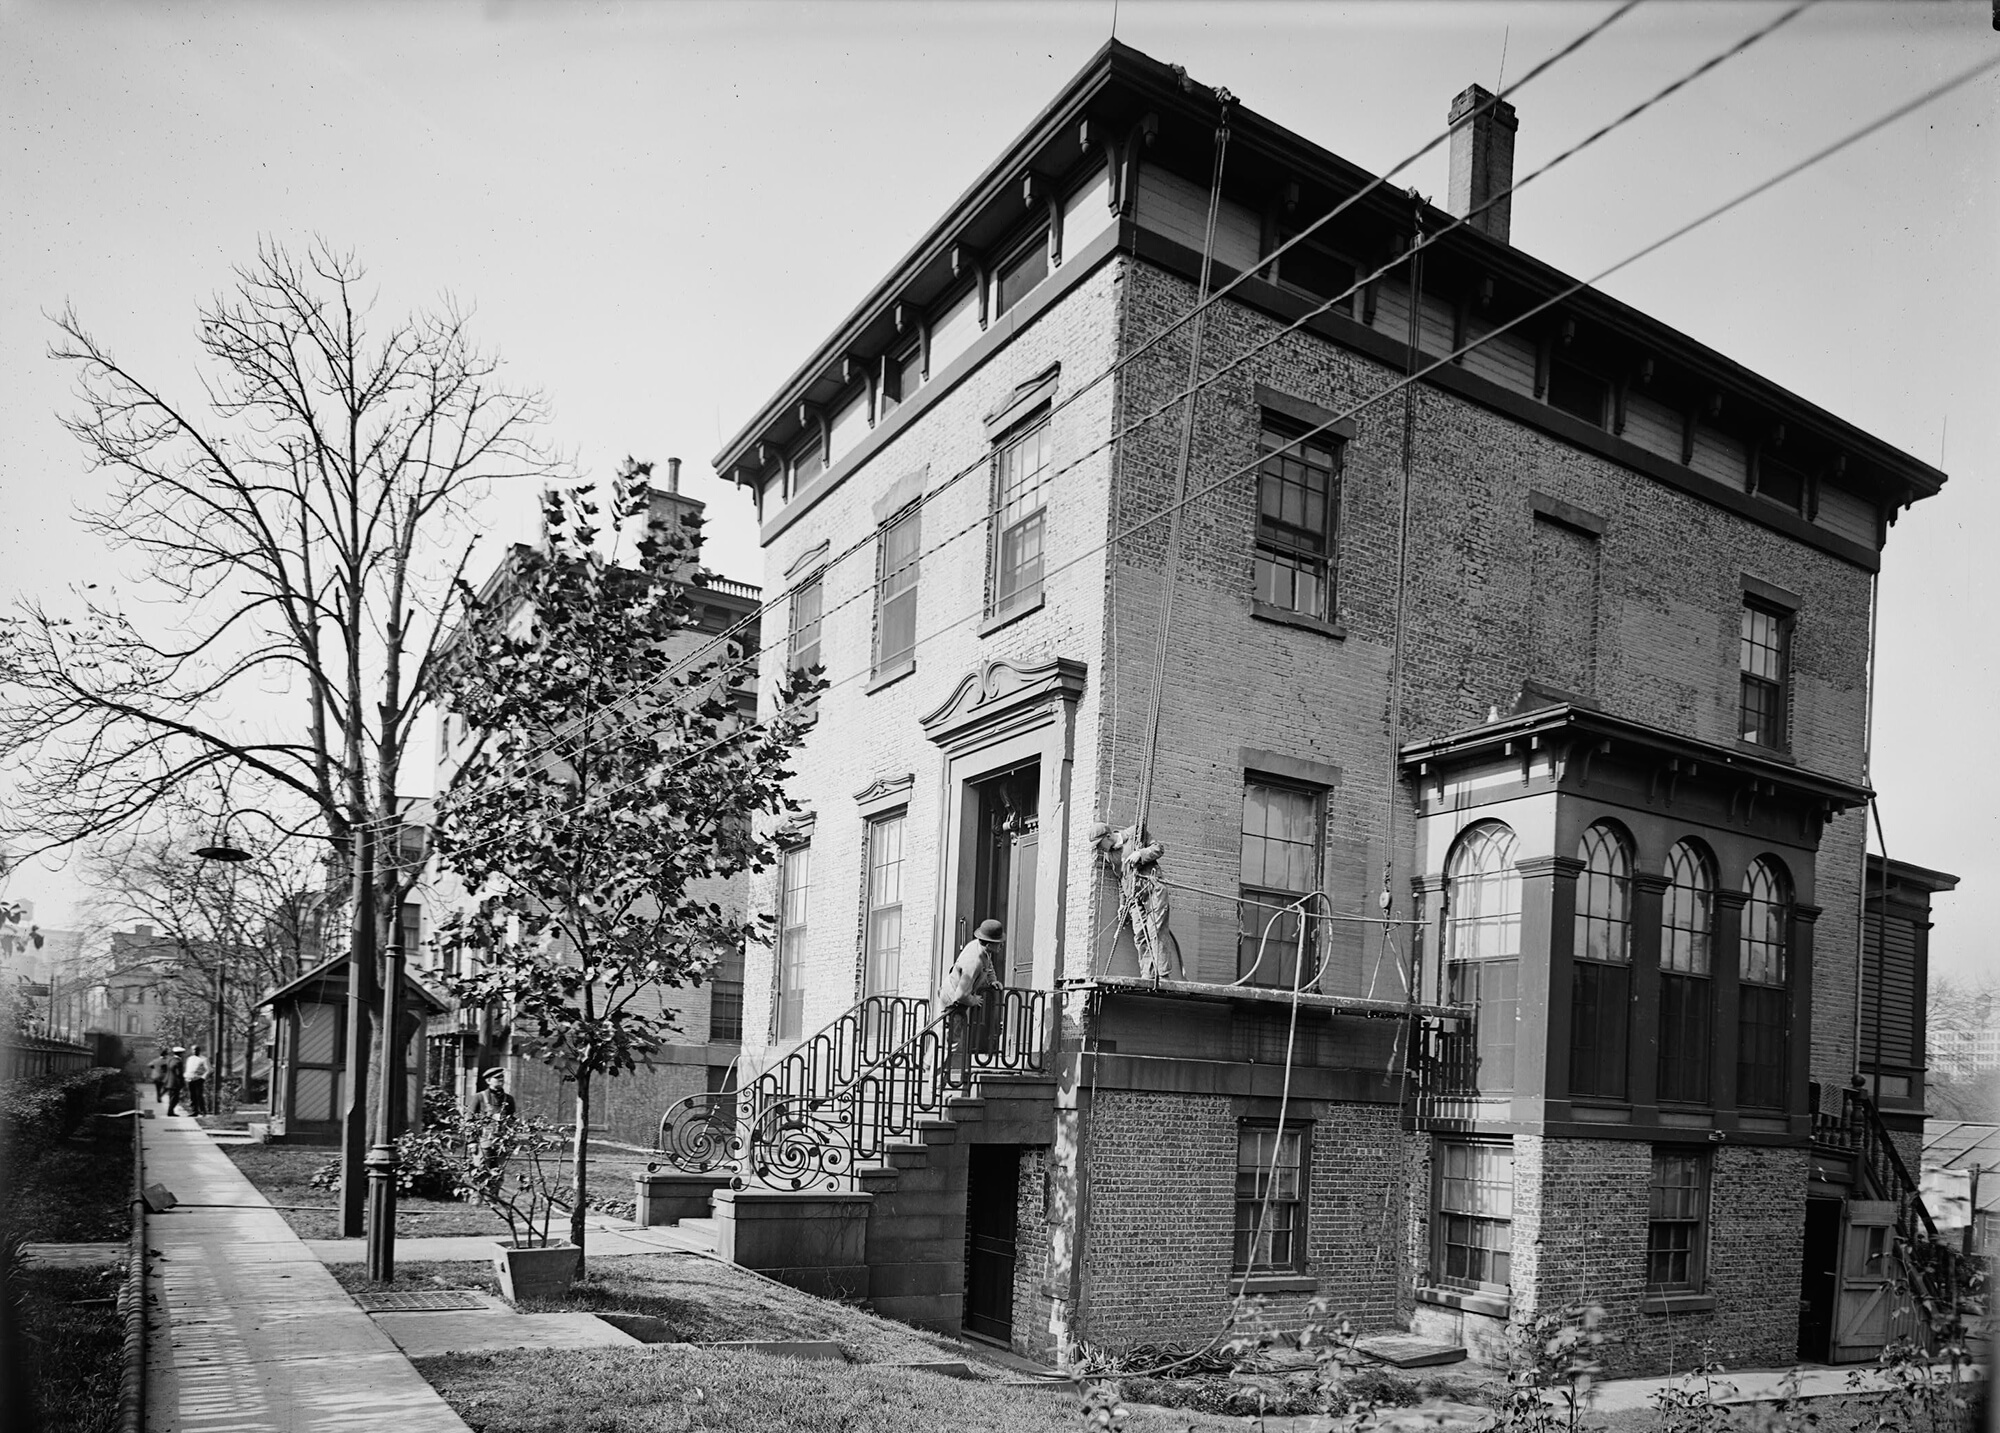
xmin=194 ymin=808 xmax=373 ymax=1238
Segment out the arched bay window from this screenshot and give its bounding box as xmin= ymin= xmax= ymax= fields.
xmin=1570 ymin=822 xmax=1632 ymax=1099
xmin=1445 ymin=821 xmax=1520 ymax=1094
xmin=1658 ymin=840 xmax=1715 ymax=1103
xmin=1738 ymin=856 xmax=1793 ymax=1109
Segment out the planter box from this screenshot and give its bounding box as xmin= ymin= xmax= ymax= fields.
xmin=493 ymin=1241 xmax=580 ymax=1303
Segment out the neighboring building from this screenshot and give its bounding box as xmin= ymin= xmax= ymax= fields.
xmin=3 ymin=911 xmax=99 ymax=1042
xmin=1928 ymin=992 xmax=2000 ymax=1084
xmin=653 ymin=43 xmax=1949 ymax=1371
xmin=420 ymin=461 xmax=765 ymax=1145
xmin=1922 ymin=1121 xmax=1998 ymax=1265
xmin=103 ymin=924 xmax=188 ymax=1066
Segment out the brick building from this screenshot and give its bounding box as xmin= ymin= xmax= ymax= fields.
xmin=651 ymin=43 xmax=1952 ymax=1371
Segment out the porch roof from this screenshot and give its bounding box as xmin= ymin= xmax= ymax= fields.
xmin=254 ymin=953 xmax=451 ymax=1014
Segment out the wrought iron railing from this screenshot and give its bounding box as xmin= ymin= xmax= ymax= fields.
xmin=653 ymin=987 xmax=1049 ymax=1192
xmin=1409 ymin=1013 xmax=1480 ymax=1125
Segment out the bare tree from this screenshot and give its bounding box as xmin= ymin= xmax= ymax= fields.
xmin=85 ymin=828 xmax=326 ymax=1085
xmin=0 ymin=238 xmax=562 ymax=1023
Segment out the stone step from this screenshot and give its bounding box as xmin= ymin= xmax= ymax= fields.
xmin=913 ymin=1119 xmax=957 ymax=1144
xmin=942 ymin=1097 xmax=986 ymax=1122
xmin=885 ymin=1144 xmax=931 ymax=1170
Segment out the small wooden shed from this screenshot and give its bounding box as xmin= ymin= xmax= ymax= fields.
xmin=256 ymin=955 xmax=447 ymax=1145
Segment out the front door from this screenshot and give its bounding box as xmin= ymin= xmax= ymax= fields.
xmin=964 ymin=1144 xmax=1020 ymax=1344
xmin=962 ymin=762 xmax=1039 ymax=986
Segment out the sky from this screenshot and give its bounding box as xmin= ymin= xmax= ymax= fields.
xmin=1 ymin=1 xmax=1994 ymax=984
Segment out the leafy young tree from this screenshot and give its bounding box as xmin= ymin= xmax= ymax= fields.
xmin=1 ymin=241 xmax=563 ymax=1129
xmin=433 ymin=464 xmax=816 ymax=1258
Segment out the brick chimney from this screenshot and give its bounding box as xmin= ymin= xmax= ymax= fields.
xmin=1448 ymin=84 xmax=1518 ymax=243
xmin=646 ymin=456 xmax=706 ymax=583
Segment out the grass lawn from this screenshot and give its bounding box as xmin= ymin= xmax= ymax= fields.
xmin=220 ymin=1142 xmax=512 ymax=1239
xmin=329 ymin=1251 xmax=983 ymax=1366
xmin=417 ymin=1345 xmax=1223 ymax=1433
xmin=12 ymin=1262 xmax=127 ymax=1433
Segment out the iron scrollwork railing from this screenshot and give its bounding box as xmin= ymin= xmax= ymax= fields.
xmin=652 ymin=987 xmax=1048 ymax=1193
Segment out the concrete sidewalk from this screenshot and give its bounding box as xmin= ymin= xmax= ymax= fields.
xmin=304 ymin=1221 xmax=711 ymax=1264
xmin=140 ymin=1106 xmax=472 ymax=1433
xmin=1592 ymin=1359 xmax=1986 ymax=1413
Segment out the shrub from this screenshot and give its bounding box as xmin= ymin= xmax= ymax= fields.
xmin=0 ymin=1068 xmax=129 ymax=1167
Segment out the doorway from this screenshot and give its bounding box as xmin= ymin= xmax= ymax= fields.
xmin=960 ymin=762 xmax=1039 ymax=987
xmin=1798 ymin=1197 xmax=1839 ymax=1362
xmin=964 ymin=1144 xmax=1021 ymax=1344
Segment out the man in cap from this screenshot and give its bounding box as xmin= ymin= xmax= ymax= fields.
xmin=469 ymin=1068 xmax=517 ymax=1202
xmin=942 ymin=919 xmax=1003 ymax=1075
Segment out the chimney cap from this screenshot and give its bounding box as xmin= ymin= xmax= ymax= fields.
xmin=1449 ymin=84 xmax=1518 ymax=132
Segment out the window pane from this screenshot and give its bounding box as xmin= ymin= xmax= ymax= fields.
xmin=1254 ymin=419 xmax=1340 ymax=618
xmin=864 ymin=816 xmax=905 ymax=997
xmin=1234 ymin=1126 xmax=1304 ymax=1272
xmin=875 ymin=508 xmax=921 ymax=673
xmin=992 ymin=421 xmax=1051 ymax=612
xmin=788 ymin=574 xmax=823 ymax=673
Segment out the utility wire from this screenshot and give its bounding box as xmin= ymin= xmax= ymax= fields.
xmin=417 ymin=45 xmax=1996 ymax=868
xmin=352 ymin=1 xmax=1645 ymax=816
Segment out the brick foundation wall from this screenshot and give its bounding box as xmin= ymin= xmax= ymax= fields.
xmin=1511 ymin=1135 xmax=1805 ymax=1376
xmin=1077 ymin=1087 xmax=1405 ymax=1350
xmin=1014 ymin=1144 xmax=1056 ymax=1359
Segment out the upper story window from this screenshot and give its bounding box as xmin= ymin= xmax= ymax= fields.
xmin=1444 ymin=821 xmax=1520 ymax=1094
xmin=1238 ymin=778 xmax=1322 ymax=989
xmin=1659 ymin=839 xmax=1716 ymax=1105
xmin=874 ymin=505 xmax=921 ymax=677
xmin=1272 ymin=231 xmax=1357 ymax=316
xmin=1739 ymin=599 xmax=1792 ymax=749
xmin=1547 ymin=359 xmax=1609 ymax=427
xmin=993 ymin=234 xmax=1050 ymax=318
xmin=1253 ymin=418 xmax=1342 ymax=620
xmin=990 ymin=414 xmax=1051 ymax=616
xmin=1739 ymin=855 xmax=1793 ymax=1110
xmin=787 ymin=571 xmax=824 ymax=675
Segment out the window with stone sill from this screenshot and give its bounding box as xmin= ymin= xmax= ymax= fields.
xmin=1646 ymin=1148 xmax=1709 ymax=1294
xmin=1435 ymin=1139 xmax=1513 ymax=1295
xmin=861 ymin=811 xmax=906 ymax=999
xmin=873 ymin=504 xmax=920 ymax=677
xmin=989 ymin=413 xmax=1051 ymax=617
xmin=1739 ymin=599 xmax=1792 ymax=750
xmin=786 ymin=571 xmax=824 ymax=677
xmin=1252 ymin=416 xmax=1341 ymax=622
xmin=1234 ymin=1123 xmax=1307 ymax=1274
xmin=1238 ymin=778 xmax=1322 ymax=990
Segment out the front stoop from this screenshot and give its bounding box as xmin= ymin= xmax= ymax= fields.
xmin=711 ymin=1188 xmax=872 ymax=1300
xmin=664 ymin=1070 xmax=1057 ymax=1332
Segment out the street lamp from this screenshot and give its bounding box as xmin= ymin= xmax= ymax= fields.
xmin=193 ymin=808 xmax=384 ymax=1254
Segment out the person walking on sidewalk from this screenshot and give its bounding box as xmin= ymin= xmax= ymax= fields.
xmin=184 ymin=1045 xmax=211 ymax=1118
xmin=164 ymin=1046 xmax=188 ymax=1115
xmin=146 ymin=1051 xmax=169 ymax=1106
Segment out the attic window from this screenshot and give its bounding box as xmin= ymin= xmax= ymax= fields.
xmin=1547 ymin=360 xmax=1608 ymax=427
xmin=994 ymin=235 xmax=1050 ymax=317
xmin=1757 ymin=456 xmax=1805 ymax=514
xmin=1273 ymin=232 xmax=1356 ymax=316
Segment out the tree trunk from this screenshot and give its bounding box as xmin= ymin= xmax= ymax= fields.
xmin=571 ymin=1072 xmax=590 ymax=1261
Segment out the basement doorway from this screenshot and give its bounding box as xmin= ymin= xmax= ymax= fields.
xmin=964 ymin=1144 xmax=1021 ymax=1344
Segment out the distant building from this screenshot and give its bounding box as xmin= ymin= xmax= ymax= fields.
xmin=1922 ymin=1120 xmax=1998 ymax=1264
xmin=102 ymin=923 xmax=183 ymax=1064
xmin=1929 ymin=997 xmax=2000 ymax=1083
